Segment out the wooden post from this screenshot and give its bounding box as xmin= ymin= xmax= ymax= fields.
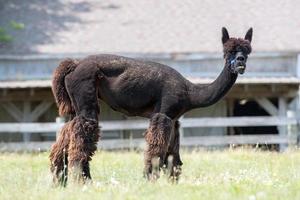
xmin=23 ymin=101 xmax=31 ymax=142
xmin=227 ymin=99 xmax=235 ymax=135
xmin=278 ymin=97 xmax=287 ymax=151
xmin=287 ymin=110 xmax=297 ymax=147
xmin=129 ymin=130 xmax=133 ymax=151
xmin=296 ymin=54 xmax=300 ymax=78
xmin=294 ymin=92 xmax=300 ymax=146
xmin=296 ymin=53 xmax=300 ymax=146
xmin=297 ymin=96 xmax=300 ymax=146
xmin=55 ymin=117 xmax=65 ymax=140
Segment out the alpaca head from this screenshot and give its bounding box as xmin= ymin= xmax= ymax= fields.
xmin=222 ymin=27 xmax=253 ymax=75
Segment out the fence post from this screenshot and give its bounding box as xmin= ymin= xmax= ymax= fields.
xmin=287 ymin=111 xmax=297 ymax=148
xmin=296 ymin=53 xmax=300 ymax=146
xmin=55 ymin=117 xmax=65 ymax=141
xmin=279 ymin=97 xmax=288 ymax=151
xmin=129 ymin=130 xmax=133 ymax=151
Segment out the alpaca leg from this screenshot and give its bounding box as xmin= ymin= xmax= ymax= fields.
xmin=67 ymin=116 xmax=99 ymax=182
xmin=165 ymin=121 xmax=183 ymax=181
xmin=144 ymin=113 xmax=172 ymax=180
xmin=49 ymin=121 xmax=72 ymax=186
xmin=64 ymin=67 xmax=100 ymax=182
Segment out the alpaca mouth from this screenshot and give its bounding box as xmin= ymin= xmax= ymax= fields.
xmin=236 ymin=65 xmax=245 ymax=74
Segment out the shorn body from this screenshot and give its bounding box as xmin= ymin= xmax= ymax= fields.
xmin=50 ymin=27 xmax=253 ymax=185
xmin=69 ymin=54 xmax=193 ymax=119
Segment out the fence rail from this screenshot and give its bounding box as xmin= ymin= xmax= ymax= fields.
xmin=0 ymin=134 xmax=291 ymax=152
xmin=0 ymin=116 xmax=297 ymax=133
xmin=0 ymin=116 xmax=298 ymax=151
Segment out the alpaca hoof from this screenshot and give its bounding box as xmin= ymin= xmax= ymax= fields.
xmin=144 ymin=157 xmax=161 ymax=181
xmin=150 ymin=172 xmax=160 ymax=181
xmin=144 ymin=170 xmax=160 ymax=181
xmin=68 ymin=164 xmax=85 ymax=184
xmin=169 ymin=166 xmax=182 ymax=183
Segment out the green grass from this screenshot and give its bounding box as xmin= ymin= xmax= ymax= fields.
xmin=1 ymin=149 xmax=300 ymax=200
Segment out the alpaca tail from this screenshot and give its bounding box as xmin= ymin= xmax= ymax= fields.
xmin=52 ymin=58 xmax=78 ymax=116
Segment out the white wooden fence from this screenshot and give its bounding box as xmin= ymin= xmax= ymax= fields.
xmin=0 ymin=116 xmax=298 ymax=151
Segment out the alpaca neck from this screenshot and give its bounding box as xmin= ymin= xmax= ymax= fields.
xmin=187 ymin=61 xmax=237 ymax=109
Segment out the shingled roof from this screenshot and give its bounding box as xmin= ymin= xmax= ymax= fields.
xmin=0 ymin=0 xmax=299 ymax=55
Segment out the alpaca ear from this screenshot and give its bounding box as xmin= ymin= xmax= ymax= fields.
xmin=222 ymin=27 xmax=230 ymax=44
xmin=244 ymin=27 xmax=253 ymax=43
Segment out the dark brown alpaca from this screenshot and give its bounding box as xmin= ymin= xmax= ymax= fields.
xmin=50 ymin=27 xmax=253 ymax=184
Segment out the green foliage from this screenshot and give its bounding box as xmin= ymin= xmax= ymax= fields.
xmin=0 ymin=150 xmax=300 ymax=200
xmin=0 ymin=27 xmax=13 ymax=42
xmin=9 ymin=21 xmax=25 ymax=30
xmin=0 ymin=21 xmax=24 ymax=43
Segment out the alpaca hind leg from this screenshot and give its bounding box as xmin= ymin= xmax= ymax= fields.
xmin=67 ymin=116 xmax=99 ymax=183
xmin=49 ymin=121 xmax=72 ymax=186
xmin=144 ymin=113 xmax=172 ymax=180
xmin=64 ymin=69 xmax=100 ymax=183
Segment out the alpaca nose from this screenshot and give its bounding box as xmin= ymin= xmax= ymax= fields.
xmin=237 ymin=55 xmax=245 ymax=62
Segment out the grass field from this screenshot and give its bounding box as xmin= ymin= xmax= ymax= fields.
xmin=1 ymin=149 xmax=300 ymax=200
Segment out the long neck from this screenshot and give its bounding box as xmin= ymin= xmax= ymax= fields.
xmin=187 ymin=61 xmax=238 ymax=109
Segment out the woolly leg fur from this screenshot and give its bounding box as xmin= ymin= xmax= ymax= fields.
xmin=67 ymin=116 xmax=100 ymax=183
xmin=164 ymin=121 xmax=183 ymax=182
xmin=49 ymin=121 xmax=72 ymax=186
xmin=144 ymin=113 xmax=173 ymax=180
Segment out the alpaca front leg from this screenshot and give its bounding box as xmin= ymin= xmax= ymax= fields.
xmin=67 ymin=116 xmax=99 ymax=183
xmin=165 ymin=121 xmax=183 ymax=182
xmin=144 ymin=113 xmax=172 ymax=180
xmin=49 ymin=121 xmax=72 ymax=186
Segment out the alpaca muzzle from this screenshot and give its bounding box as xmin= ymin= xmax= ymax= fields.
xmin=229 ymin=59 xmax=246 ymax=74
xmin=236 ymin=65 xmax=246 ymax=74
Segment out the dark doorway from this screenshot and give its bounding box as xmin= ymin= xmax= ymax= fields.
xmin=232 ymin=98 xmax=279 ymax=150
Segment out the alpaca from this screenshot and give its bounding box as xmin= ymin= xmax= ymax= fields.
xmin=50 ymin=27 xmax=253 ymax=184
